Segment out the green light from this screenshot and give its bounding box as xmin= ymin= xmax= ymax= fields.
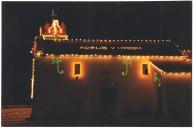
xmin=154 ymin=72 xmax=161 ymax=87
xmin=52 ymin=57 xmax=64 ymax=75
xmin=122 ymin=60 xmax=132 ymax=76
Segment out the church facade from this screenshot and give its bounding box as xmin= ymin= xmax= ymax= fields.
xmin=30 ymin=16 xmax=191 ymax=120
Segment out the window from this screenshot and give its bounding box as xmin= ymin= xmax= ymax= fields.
xmin=72 ymin=62 xmax=83 ymax=79
xmin=74 ymin=63 xmax=80 ymax=75
xmin=142 ymin=64 xmax=148 ymax=75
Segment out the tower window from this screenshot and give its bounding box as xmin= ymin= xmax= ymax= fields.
xmin=142 ymin=64 xmax=148 ymax=75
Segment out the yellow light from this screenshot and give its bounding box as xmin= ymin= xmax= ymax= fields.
xmin=50 ymin=54 xmax=54 ymax=57
xmin=48 ymin=20 xmax=63 ymax=36
xmin=39 ymin=27 xmax=42 ymax=36
xmin=60 ymin=54 xmax=64 ymax=57
xmin=150 ymin=62 xmax=165 ymax=74
xmin=37 ymin=52 xmax=41 ymax=56
xmin=71 ymin=62 xmax=83 ymax=79
xmin=163 ymin=72 xmax=191 ymax=78
xmin=35 ymin=51 xmax=43 ymax=57
xmin=30 ymin=58 xmax=35 ymax=99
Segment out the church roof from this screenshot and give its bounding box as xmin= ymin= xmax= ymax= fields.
xmin=32 ymin=14 xmax=183 ymax=56
xmin=33 ymin=37 xmax=181 ymax=56
xmin=151 ymin=60 xmax=191 ymax=73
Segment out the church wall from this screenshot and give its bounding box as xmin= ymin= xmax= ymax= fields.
xmin=161 ymin=74 xmax=192 ymax=119
xmin=32 ymin=56 xmax=157 ymax=118
xmin=31 ymin=56 xmax=191 ymax=119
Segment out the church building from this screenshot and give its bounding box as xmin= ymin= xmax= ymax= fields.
xmin=30 ymin=14 xmax=192 ymax=120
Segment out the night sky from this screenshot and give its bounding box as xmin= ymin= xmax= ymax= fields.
xmin=2 ymin=2 xmax=192 ymax=106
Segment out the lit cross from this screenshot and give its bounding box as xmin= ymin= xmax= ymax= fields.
xmin=52 ymin=9 xmax=57 ymax=19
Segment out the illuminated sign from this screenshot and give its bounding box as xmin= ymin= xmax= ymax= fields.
xmin=80 ymin=46 xmax=142 ymax=51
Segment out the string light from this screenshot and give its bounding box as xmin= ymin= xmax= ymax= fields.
xmin=33 ymin=53 xmax=187 ymax=60
xmin=30 ymin=58 xmax=35 ymax=99
xmin=150 ymin=62 xmax=191 ymax=76
xmin=150 ymin=62 xmax=165 ymax=74
xmin=35 ymin=51 xmax=43 ymax=57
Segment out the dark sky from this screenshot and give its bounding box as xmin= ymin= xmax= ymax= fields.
xmin=2 ymin=2 xmax=192 ymax=106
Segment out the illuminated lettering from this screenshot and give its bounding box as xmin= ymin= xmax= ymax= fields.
xmin=79 ymin=46 xmax=108 ymax=50
xmin=79 ymin=46 xmax=142 ymax=51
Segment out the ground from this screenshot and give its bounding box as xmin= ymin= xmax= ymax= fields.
xmin=1 ymin=106 xmax=191 ymax=126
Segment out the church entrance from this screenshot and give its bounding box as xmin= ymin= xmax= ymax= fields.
xmin=100 ymin=78 xmax=117 ymax=117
